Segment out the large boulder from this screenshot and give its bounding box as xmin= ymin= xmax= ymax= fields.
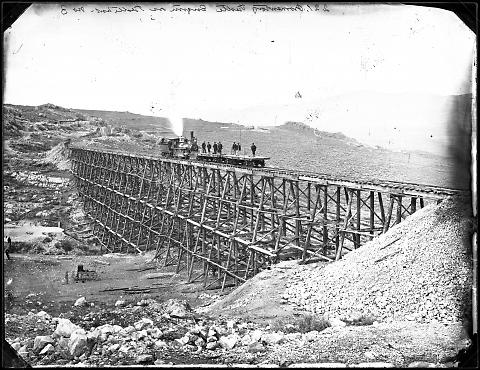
xmin=73 ymin=297 xmax=87 ymax=307
xmin=163 ymin=299 xmax=192 ymax=318
xmin=132 ymin=330 xmax=148 ymax=340
xmin=134 ymin=318 xmax=154 ymax=331
xmin=261 ymin=332 xmax=285 ymax=346
xmin=95 ymin=324 xmax=123 ymax=341
xmin=147 ymin=327 xmax=162 ymax=339
xmin=96 ymin=324 xmax=114 ymax=336
xmin=241 ymin=334 xmax=253 ymax=346
xmin=175 ymin=335 xmax=190 ymax=346
xmin=68 ymin=329 xmax=90 ymax=357
xmin=248 ymin=341 xmax=266 ymax=353
xmin=33 ymin=335 xmax=55 ymax=353
xmin=57 ymin=337 xmax=69 ymax=350
xmin=87 ymin=329 xmax=100 ymax=342
xmin=18 ymin=345 xmax=29 ymax=359
xmin=250 ymin=329 xmax=263 ymax=343
xmin=194 ymin=337 xmax=206 ymax=348
xmin=136 ymin=298 xmax=156 ymax=307
xmin=36 ymin=311 xmax=52 ymax=321
xmin=218 ymin=334 xmax=239 ymax=350
xmin=39 ymin=343 xmax=55 ymax=356
xmin=54 ymin=318 xmax=81 ymax=338
xmin=11 ymin=342 xmax=21 ymax=352
xmin=206 ymin=341 xmax=219 ymax=350
xmin=120 ymin=326 xmax=136 ymax=336
xmin=207 ymin=326 xmax=219 ymax=339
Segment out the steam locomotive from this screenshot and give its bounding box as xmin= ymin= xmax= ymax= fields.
xmin=158 ymin=131 xmax=269 ymax=167
xmin=158 ymin=131 xmax=198 ymax=159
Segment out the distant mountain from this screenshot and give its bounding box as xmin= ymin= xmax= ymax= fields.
xmin=75 ymin=109 xmax=171 ymax=132
xmin=202 ymin=92 xmax=472 ymax=159
xmin=281 ymin=121 xmax=364 ymax=144
xmin=3 ymin=103 xmax=87 ymax=138
xmin=301 ymin=91 xmax=472 ymax=159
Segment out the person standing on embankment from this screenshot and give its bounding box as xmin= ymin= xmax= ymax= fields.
xmin=5 ymin=236 xmax=12 ymax=260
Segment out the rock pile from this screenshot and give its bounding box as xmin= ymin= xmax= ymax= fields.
xmin=5 ymin=298 xmax=297 ymax=366
xmin=283 ymin=197 xmax=473 ymax=324
xmin=6 ymin=294 xmax=471 ymax=367
xmin=8 ymin=170 xmax=71 ymax=190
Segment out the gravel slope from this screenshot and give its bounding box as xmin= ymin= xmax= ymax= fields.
xmin=282 ymin=197 xmax=473 ymax=325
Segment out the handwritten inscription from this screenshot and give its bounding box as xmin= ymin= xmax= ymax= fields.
xmin=252 ymin=4 xmax=304 ymax=14
xmin=252 ymin=3 xmax=330 ymax=13
xmin=60 ymin=3 xmax=330 ymax=16
xmin=170 ymin=4 xmax=206 ymax=13
xmin=92 ymin=6 xmax=145 ymax=14
xmin=216 ymin=4 xmax=246 ymax=12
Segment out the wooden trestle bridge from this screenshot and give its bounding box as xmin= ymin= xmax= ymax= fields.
xmin=69 ymin=147 xmax=466 ymax=290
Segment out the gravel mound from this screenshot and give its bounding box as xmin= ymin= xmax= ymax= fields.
xmin=41 ymin=142 xmax=71 ymax=170
xmin=283 ymin=197 xmax=473 ymax=324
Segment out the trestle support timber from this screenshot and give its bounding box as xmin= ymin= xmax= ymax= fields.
xmin=69 ymin=147 xmax=463 ymax=290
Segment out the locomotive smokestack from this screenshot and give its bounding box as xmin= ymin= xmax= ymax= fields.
xmin=190 ymin=131 xmax=194 ymax=140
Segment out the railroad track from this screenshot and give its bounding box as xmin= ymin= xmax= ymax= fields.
xmin=69 ymin=145 xmax=468 ymax=198
xmin=262 ymin=167 xmax=466 ymax=197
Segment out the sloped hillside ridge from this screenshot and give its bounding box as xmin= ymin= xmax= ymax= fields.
xmin=40 ymin=142 xmax=71 ymax=171
xmin=282 ymin=196 xmax=473 ymax=324
xmin=3 ymin=105 xmax=28 ymax=137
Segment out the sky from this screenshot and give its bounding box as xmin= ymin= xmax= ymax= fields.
xmin=3 ymin=3 xmax=475 ymax=149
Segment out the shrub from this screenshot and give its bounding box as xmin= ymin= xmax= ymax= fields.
xmin=270 ymin=314 xmax=330 ymax=334
xmin=8 ymin=241 xmax=29 ymax=253
xmin=346 ymin=314 xmax=376 ymax=326
xmin=31 ymin=242 xmax=45 ymax=254
xmin=54 ymin=239 xmax=75 ymax=253
xmin=296 ymin=314 xmax=330 ymax=332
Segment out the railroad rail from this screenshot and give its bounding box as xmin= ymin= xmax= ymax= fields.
xmin=68 ymin=145 xmax=468 ymax=290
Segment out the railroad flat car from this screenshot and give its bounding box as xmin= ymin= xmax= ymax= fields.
xmin=158 ymin=131 xmax=268 ymax=167
xmin=197 ymin=153 xmax=269 ymax=167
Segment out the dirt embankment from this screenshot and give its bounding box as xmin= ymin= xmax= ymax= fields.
xmin=203 ymin=196 xmax=474 ymax=365
xmin=208 ymin=197 xmax=473 ymax=325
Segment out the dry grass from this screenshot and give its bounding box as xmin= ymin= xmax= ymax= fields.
xmin=344 ymin=315 xmax=376 ymax=326
xmin=270 ymin=314 xmax=331 ymax=333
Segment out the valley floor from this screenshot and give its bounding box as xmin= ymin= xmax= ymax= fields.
xmin=3 ymin=252 xmax=472 ymax=367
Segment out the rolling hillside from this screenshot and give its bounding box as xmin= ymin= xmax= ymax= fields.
xmin=206 ymin=92 xmax=472 ymax=159
xmin=69 ymin=108 xmax=471 ymax=190
xmin=2 ymin=103 xmax=471 ymax=190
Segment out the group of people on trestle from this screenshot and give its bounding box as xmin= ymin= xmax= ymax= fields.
xmin=200 ymin=141 xmax=257 ymax=156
